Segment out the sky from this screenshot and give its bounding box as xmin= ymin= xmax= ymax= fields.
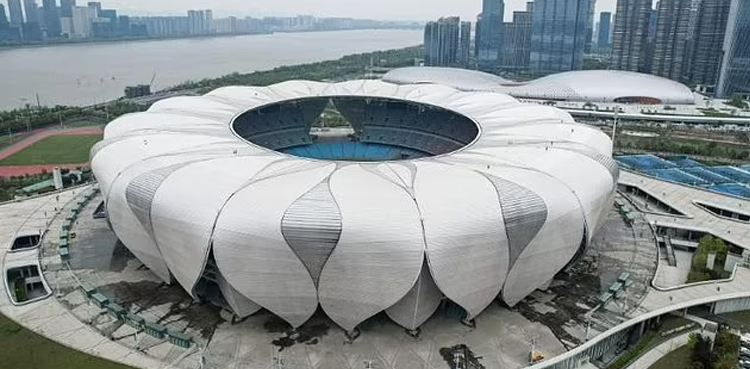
xmin=99 ymin=0 xmax=618 ymax=22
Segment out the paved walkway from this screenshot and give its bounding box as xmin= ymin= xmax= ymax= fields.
xmin=0 ymin=188 xmax=166 ymax=369
xmin=619 ymin=171 xmax=750 ymax=251
xmin=633 ymin=266 xmax=750 ymax=317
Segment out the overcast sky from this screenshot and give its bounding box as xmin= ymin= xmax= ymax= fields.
xmin=100 ymin=0 xmax=618 ymax=22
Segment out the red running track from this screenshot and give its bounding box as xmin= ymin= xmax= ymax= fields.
xmin=0 ymin=126 xmax=102 ymax=177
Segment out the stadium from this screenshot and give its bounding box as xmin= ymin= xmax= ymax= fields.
xmin=90 ymin=80 xmax=618 ymax=336
xmin=383 ymin=67 xmax=697 ymax=105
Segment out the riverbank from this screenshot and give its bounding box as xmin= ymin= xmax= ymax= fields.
xmin=0 ymin=29 xmax=423 ymax=109
xmin=0 ymin=27 xmax=420 ymax=51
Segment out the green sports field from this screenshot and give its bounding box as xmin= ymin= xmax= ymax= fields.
xmin=0 ymin=313 xmax=133 ymax=369
xmin=0 ymin=135 xmax=102 ymax=166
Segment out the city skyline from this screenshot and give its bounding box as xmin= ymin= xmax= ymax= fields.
xmin=37 ymin=0 xmax=619 ymax=22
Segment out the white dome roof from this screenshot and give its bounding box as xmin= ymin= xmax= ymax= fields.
xmin=383 ymin=67 xmax=696 ymax=105
xmin=92 ymin=80 xmax=617 ymax=332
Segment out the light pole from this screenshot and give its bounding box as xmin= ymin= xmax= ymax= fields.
xmin=612 ymin=105 xmax=620 ymax=151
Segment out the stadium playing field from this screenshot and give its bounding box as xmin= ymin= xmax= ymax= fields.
xmin=0 ymin=135 xmax=102 ymax=166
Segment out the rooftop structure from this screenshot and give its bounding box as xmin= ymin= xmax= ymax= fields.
xmin=616 ymin=154 xmax=750 ymax=199
xmin=91 ymin=80 xmax=617 ymax=334
xmin=383 ymin=67 xmax=696 ymax=105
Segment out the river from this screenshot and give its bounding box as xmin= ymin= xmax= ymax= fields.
xmin=0 ymin=29 xmax=423 ymax=110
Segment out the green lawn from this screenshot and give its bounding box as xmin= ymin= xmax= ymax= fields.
xmin=0 ymin=313 xmax=134 ymax=369
xmin=0 ymin=135 xmax=102 ymax=166
xmin=648 ymin=345 xmax=692 ymax=369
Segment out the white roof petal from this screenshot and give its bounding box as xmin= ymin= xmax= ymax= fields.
xmin=93 ymin=80 xmax=616 ymax=331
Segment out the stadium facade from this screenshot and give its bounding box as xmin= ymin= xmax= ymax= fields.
xmin=383 ymin=67 xmax=696 ymax=105
xmin=91 ymin=80 xmax=617 ymax=334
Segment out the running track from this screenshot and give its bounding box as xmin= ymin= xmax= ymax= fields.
xmin=0 ymin=127 xmax=103 ymax=177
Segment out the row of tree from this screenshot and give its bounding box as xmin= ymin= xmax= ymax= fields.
xmin=0 ymin=102 xmax=140 ymax=136
xmin=688 ymin=329 xmax=740 ymax=369
xmin=168 ymin=46 xmax=424 ymax=92
xmin=616 ymin=135 xmax=750 ymax=161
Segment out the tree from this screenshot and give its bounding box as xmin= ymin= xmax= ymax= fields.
xmin=726 ymin=94 xmax=748 ymax=109
xmin=690 ymin=334 xmax=713 ymax=369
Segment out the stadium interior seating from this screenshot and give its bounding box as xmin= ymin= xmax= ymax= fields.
xmin=232 ymin=97 xmax=479 ymax=162
xmin=616 ymin=154 xmax=750 ymax=200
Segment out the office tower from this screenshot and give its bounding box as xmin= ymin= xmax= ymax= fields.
xmin=597 ymin=12 xmax=612 ymax=50
xmin=91 ymin=8 xmax=115 ymax=38
xmin=583 ymin=0 xmax=595 ymax=53
xmin=70 ymin=5 xmax=89 ymax=37
xmin=424 ymin=21 xmax=436 ymax=65
xmin=717 ymin=0 xmax=750 ymax=98
xmin=530 ymin=0 xmax=594 ymax=73
xmin=117 ymin=14 xmax=129 ymax=36
xmin=502 ymin=2 xmax=533 ymax=70
xmin=205 ymin=9 xmax=212 ymax=33
xmin=610 ymin=0 xmax=652 ymax=71
xmin=0 ymin=4 xmax=8 ymax=29
xmin=459 ymin=21 xmax=471 ymax=67
xmin=651 ymin=0 xmax=692 ymax=81
xmin=476 ymin=0 xmax=504 ymax=71
xmin=42 ymin=0 xmax=61 ymax=37
xmin=22 ymin=0 xmax=38 ymax=23
xmin=474 ymin=13 xmax=482 ymax=59
xmin=86 ymin=1 xmax=99 ymax=17
xmin=681 ymin=0 xmax=702 ymax=82
xmin=687 ymin=0 xmax=731 ymax=87
xmin=423 ymin=17 xmax=460 ymax=67
xmin=188 ymin=10 xmax=207 ymax=35
xmin=60 ymin=0 xmax=74 ymax=17
xmin=8 ymin=0 xmax=24 ymax=26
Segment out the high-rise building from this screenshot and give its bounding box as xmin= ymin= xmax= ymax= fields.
xmin=717 ymin=0 xmax=750 ymax=98
xmin=583 ymin=0 xmax=595 ymax=54
xmin=22 ymin=0 xmax=38 ymax=23
xmin=42 ymin=0 xmax=61 ymax=37
xmin=610 ymin=0 xmax=652 ymax=72
xmin=502 ymin=2 xmax=533 ymax=70
xmin=0 ymin=3 xmax=20 ymax=41
xmin=459 ymin=21 xmax=471 ymax=67
xmin=597 ymin=12 xmax=612 ymax=50
xmin=187 ymin=10 xmax=207 ymax=35
xmin=651 ymin=0 xmax=692 ymax=81
xmin=86 ymin=1 xmax=100 ymax=17
xmin=60 ymin=0 xmax=74 ymax=17
xmin=476 ymin=0 xmax=504 ymax=71
xmin=118 ymin=14 xmax=129 ymax=36
xmin=687 ymin=0 xmax=730 ymax=87
xmin=205 ymin=9 xmax=213 ymax=34
xmin=0 ymin=4 xmax=9 ymax=29
xmin=70 ymin=5 xmax=90 ymax=37
xmin=423 ymin=17 xmax=461 ymax=67
xmin=8 ymin=0 xmax=24 ymax=26
xmin=681 ymin=0 xmax=703 ymax=83
xmin=530 ymin=0 xmax=594 ymax=73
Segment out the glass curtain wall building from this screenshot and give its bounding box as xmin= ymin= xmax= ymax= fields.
xmin=530 ymin=0 xmax=594 ymax=73
xmin=597 ymin=12 xmax=612 ymax=50
xmin=651 ymin=0 xmax=692 ymax=81
xmin=476 ymin=0 xmax=504 ymax=71
xmin=610 ymin=0 xmax=652 ymax=72
xmin=687 ymin=0 xmax=731 ymax=88
xmin=423 ymin=17 xmax=461 ymax=67
xmin=717 ymin=0 xmax=750 ymax=98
